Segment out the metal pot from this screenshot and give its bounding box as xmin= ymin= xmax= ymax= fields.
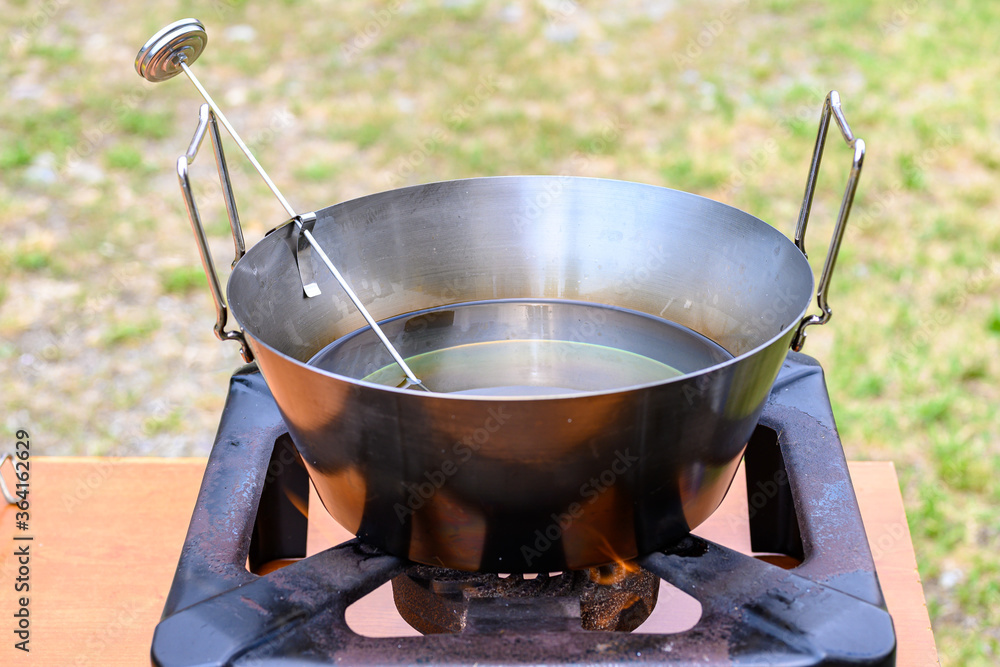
xmin=174 ymin=89 xmax=863 ymax=572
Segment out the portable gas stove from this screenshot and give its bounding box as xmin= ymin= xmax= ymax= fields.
xmin=151 ymin=352 xmax=896 ymax=666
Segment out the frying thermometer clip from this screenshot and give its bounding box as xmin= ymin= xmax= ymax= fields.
xmin=136 ymin=19 xmax=429 ymax=391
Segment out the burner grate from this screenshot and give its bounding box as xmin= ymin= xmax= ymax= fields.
xmin=392 ymin=562 xmax=660 ymax=634
xmin=152 ymin=353 xmax=895 ymax=666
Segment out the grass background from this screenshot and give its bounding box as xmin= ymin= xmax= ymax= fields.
xmin=2 ymin=0 xmax=998 ymax=662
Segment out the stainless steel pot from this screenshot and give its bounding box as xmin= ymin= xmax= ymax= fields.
xmin=170 ymin=69 xmax=863 ymax=570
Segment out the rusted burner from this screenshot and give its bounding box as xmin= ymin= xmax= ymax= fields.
xmin=392 ymin=562 xmax=658 ymax=634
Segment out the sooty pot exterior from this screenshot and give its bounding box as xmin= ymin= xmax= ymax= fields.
xmin=228 ymin=176 xmax=814 ymax=571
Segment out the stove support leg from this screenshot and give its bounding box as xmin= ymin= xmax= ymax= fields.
xmin=249 ymin=433 xmax=310 ymax=571
xmin=159 ymin=363 xmax=290 ymax=619
xmin=744 ymin=425 xmax=804 ymax=563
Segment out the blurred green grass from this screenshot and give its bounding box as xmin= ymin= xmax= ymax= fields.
xmin=1 ymin=0 xmax=998 ymax=662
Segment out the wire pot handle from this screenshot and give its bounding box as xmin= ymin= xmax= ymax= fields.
xmin=138 ymin=19 xmax=430 ymax=389
xmin=177 ymin=104 xmax=254 ymax=361
xmin=791 ymin=90 xmax=866 ymax=352
xmin=0 ymin=453 xmax=17 ymax=504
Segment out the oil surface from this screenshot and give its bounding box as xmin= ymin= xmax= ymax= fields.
xmin=307 ymin=299 xmax=734 ymax=397
xmin=362 ymin=339 xmax=686 ymax=395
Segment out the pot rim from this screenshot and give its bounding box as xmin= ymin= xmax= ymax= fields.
xmin=229 ymin=175 xmax=815 ymax=401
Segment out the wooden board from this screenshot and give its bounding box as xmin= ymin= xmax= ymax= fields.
xmin=0 ymin=457 xmax=938 ymax=665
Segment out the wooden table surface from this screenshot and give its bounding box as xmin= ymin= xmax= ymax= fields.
xmin=0 ymin=457 xmax=939 ymax=666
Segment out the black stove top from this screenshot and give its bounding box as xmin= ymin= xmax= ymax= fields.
xmin=152 ymin=353 xmax=895 ymax=666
